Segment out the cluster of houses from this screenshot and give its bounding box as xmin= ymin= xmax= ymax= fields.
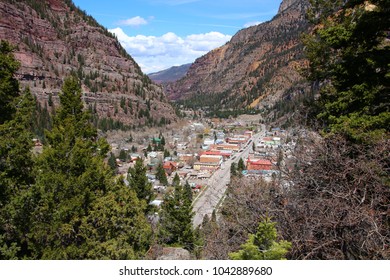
xmin=135 ymin=128 xmax=257 ymax=185
xmin=244 ymin=127 xmax=287 ymax=177
xmin=193 ymin=130 xmax=256 ymax=172
xmin=108 ymin=122 xmax=298 ymax=211
xmin=113 ymin=123 xmax=291 ymax=200
xmin=106 ymin=119 xmax=298 ymax=211
xmin=129 ymin=127 xmax=284 ymax=179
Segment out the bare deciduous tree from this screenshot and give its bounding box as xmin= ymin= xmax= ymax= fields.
xmin=202 ymin=134 xmax=389 ymax=260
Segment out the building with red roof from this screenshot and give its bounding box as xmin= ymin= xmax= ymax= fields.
xmin=246 ymin=158 xmax=272 ymax=171
xmin=163 ymin=161 xmax=178 ymax=175
xmin=204 ymin=149 xmax=232 ymax=159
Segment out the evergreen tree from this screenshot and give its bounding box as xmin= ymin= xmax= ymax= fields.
xmin=120 ymin=96 xmax=125 ymax=109
xmin=172 ymin=173 xmax=180 ymax=187
xmin=211 ymin=209 xmax=217 ymax=223
xmin=237 ymin=158 xmax=245 ymax=172
xmin=184 ymin=180 xmax=193 ymax=202
xmin=155 ymin=163 xmax=168 ymax=186
xmin=48 ymin=92 xmax=53 ymax=107
xmin=0 ymin=40 xmax=20 ymax=124
xmin=127 ymin=158 xmax=154 ymax=207
xmin=160 ymin=136 xmax=166 ymax=146
xmin=0 ymin=41 xmax=35 ymax=259
xmin=201 ymin=214 xmax=211 ymax=232
xmin=108 ymin=152 xmax=117 ymax=171
xmin=80 ymin=178 xmax=152 ymax=259
xmin=230 ymin=162 xmax=237 ymax=177
xmin=25 ymin=76 xmax=152 ymax=259
xmin=158 ymin=177 xmax=195 ymax=251
xmin=119 ymin=149 xmax=128 ymax=162
xmin=0 ymin=89 xmax=36 ymax=259
xmin=304 ymin=0 xmax=389 ymax=142
xmin=32 ymin=100 xmax=53 ymax=141
xmin=163 ymin=149 xmax=170 ymax=158
xmin=56 ymin=76 xmax=85 ymax=125
xmin=229 ymin=217 xmax=291 ymax=260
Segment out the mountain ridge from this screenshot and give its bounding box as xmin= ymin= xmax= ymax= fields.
xmin=148 ymin=63 xmax=192 ymax=84
xmin=166 ymin=0 xmax=310 ymax=116
xmin=0 ymin=0 xmax=176 ymax=127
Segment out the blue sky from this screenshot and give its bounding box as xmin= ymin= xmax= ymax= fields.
xmin=72 ymin=0 xmax=283 ymax=73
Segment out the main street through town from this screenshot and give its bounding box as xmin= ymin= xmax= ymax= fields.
xmin=192 ymin=125 xmax=265 ymax=227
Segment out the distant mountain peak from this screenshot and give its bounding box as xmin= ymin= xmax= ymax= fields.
xmin=148 ymin=63 xmax=192 ymax=84
xmin=278 ymin=0 xmax=300 ymax=14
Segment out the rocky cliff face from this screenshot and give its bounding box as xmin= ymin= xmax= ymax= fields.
xmin=0 ymin=0 xmax=176 ymax=127
xmin=167 ymin=0 xmax=310 ymax=115
xmin=278 ymin=0 xmax=300 ymax=13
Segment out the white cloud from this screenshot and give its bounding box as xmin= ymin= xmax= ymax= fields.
xmin=243 ymin=21 xmax=263 ymax=28
xmin=186 ymin=32 xmax=231 ymax=51
xmin=118 ymin=16 xmax=148 ymax=27
xmin=109 ymin=27 xmax=232 ymax=73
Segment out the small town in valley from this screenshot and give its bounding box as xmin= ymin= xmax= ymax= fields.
xmin=1 ymin=0 xmax=387 ymax=267
xmin=104 ymin=115 xmax=299 ymax=227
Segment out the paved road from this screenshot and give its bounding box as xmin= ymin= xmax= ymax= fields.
xmin=192 ymin=125 xmax=265 ymax=227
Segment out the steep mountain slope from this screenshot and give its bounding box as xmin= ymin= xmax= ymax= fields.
xmin=167 ymin=0 xmax=310 ymax=116
xmin=149 ymin=63 xmax=192 ymax=84
xmin=0 ymin=0 xmax=176 ymax=127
